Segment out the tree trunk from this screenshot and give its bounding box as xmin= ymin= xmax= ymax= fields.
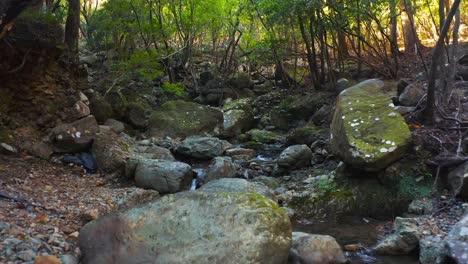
xmin=0 ymin=0 xmax=35 ymax=40
xmin=423 ymin=0 xmax=461 ymax=122
xmin=65 ymin=0 xmax=80 ymax=60
xmin=401 ymin=0 xmax=419 ymax=55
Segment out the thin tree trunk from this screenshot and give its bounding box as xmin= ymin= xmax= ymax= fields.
xmin=65 ymin=0 xmax=80 ymax=60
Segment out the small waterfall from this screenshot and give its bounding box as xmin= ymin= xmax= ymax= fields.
xmin=190 ymin=178 xmax=197 ymax=191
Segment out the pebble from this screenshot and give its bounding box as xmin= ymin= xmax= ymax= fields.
xmin=17 ymin=249 xmax=36 ymax=261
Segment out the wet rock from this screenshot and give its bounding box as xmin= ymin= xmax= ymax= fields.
xmin=176 ymin=136 xmax=230 ymax=159
xmin=103 ymin=119 xmax=125 ymax=133
xmin=78 ymin=191 xmax=291 ymax=264
xmin=277 ymin=145 xmax=312 ymax=169
xmin=245 ymin=129 xmax=280 ymax=144
xmin=149 ymin=100 xmax=223 ymax=138
xmin=92 ymin=130 xmax=130 ymax=175
xmin=135 ymin=159 xmax=192 ymax=194
xmin=225 ymin=147 xmax=256 ymax=159
xmin=0 ymin=143 xmax=17 ymax=155
xmin=447 ymin=161 xmax=468 ymax=200
xmin=200 ymin=178 xmax=276 ymax=201
xmin=50 ymin=115 xmax=99 ymax=153
xmin=289 ymin=232 xmax=346 ymax=264
xmin=203 ymin=157 xmax=237 ymax=184
xmin=442 ymin=214 xmax=468 ymax=263
xmin=222 ymin=98 xmax=254 ymax=137
xmin=374 ymin=217 xmax=421 ymax=255
xmin=419 ymin=236 xmax=445 ymax=264
xmin=330 ymin=79 xmax=411 ymax=172
xmin=399 ymin=83 xmax=425 ymax=106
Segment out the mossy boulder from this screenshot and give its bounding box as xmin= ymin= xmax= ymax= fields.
xmin=330 ymin=79 xmax=411 ymax=172
xmin=222 ymin=99 xmax=254 ymax=137
xmin=149 ymin=100 xmax=223 ymax=139
xmin=245 ymin=129 xmax=280 ymax=144
xmin=78 ymin=191 xmax=291 ymax=264
xmin=89 ymin=94 xmax=115 ymax=123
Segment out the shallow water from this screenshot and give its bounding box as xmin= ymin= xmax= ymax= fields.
xmin=292 ymin=218 xmax=419 ymax=264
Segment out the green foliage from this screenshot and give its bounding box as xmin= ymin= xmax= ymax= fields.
xmin=116 ymin=50 xmax=164 ymax=83
xmin=398 ymin=175 xmax=433 ymax=200
xmin=161 ymin=82 xmax=185 ymax=97
xmin=19 ymin=9 xmax=62 ymax=25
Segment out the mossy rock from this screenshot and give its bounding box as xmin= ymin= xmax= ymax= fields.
xmin=223 ymin=99 xmax=254 ymax=137
xmin=246 ymin=129 xmax=280 ymax=144
xmin=330 ymin=79 xmax=411 ymax=172
xmin=149 ymin=100 xmax=223 ymax=139
xmin=89 ymin=94 xmax=115 ymax=123
xmin=287 ymin=124 xmax=328 ymax=145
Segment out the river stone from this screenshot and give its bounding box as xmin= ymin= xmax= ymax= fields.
xmin=330 ymin=79 xmax=411 ymax=172
xmin=200 ymin=178 xmax=276 ymax=201
xmin=176 ymin=136 xmax=230 ymax=159
xmin=289 ymin=232 xmax=346 ymax=264
xmin=92 ymin=130 xmax=130 ymax=175
xmin=50 ymin=115 xmax=99 ymax=153
xmin=374 ymin=217 xmax=421 ymax=255
xmin=222 ymin=99 xmax=254 ymax=137
xmin=203 ymin=157 xmax=237 ymax=184
xmin=225 ymin=147 xmax=256 ymax=159
xmin=132 ymin=145 xmax=175 ymax=161
xmin=149 ymin=100 xmax=223 ymax=138
xmin=78 ymin=191 xmax=291 ymax=264
xmin=442 ymin=214 xmax=468 ymax=263
xmin=447 ymin=161 xmax=468 ymax=200
xmin=135 ymin=159 xmax=192 ymax=194
xmin=277 ymin=145 xmax=312 ymax=169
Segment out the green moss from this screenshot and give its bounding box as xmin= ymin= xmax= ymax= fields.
xmin=246 ymin=129 xmax=280 ymax=144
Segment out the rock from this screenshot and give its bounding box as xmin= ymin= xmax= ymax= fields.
xmin=82 ymin=209 xmax=99 ymax=221
xmin=135 ymin=159 xmax=192 ymax=194
xmin=447 ymin=161 xmax=468 ymax=200
xmin=374 ymin=217 xmax=421 ymax=255
xmin=92 ymin=130 xmax=130 ymax=175
xmin=0 ymin=142 xmax=17 ymax=155
xmin=115 ymin=188 xmax=160 ymax=210
xmin=176 ymin=136 xmax=230 ymax=159
xmin=80 ymin=54 xmax=99 ymax=65
xmin=28 ymin=142 xmax=53 ymax=159
xmin=127 ymin=102 xmax=148 ymax=129
xmin=289 ymin=232 xmax=346 ymax=264
xmin=78 ymin=191 xmax=291 ymax=264
xmin=34 ymin=255 xmax=61 ymax=264
xmin=399 ymin=83 xmax=425 ymax=106
xmin=419 ymin=236 xmax=445 ymax=264
xmin=149 ymin=100 xmax=223 ymax=138
xmin=336 ymin=78 xmax=353 ymax=94
xmin=229 ymin=73 xmax=254 ymax=89
xmin=441 ymin=214 xmax=468 ymax=263
xmin=277 ymin=145 xmax=312 ymax=169
xmin=132 ymin=145 xmax=175 ymax=161
xmin=50 ymin=115 xmax=99 ymax=153
xmin=79 ymin=91 xmax=90 ymax=105
xmin=89 ymin=94 xmax=115 ymax=123
xmin=311 ymin=104 xmax=332 ymax=126
xmin=287 ymin=124 xmax=326 ymax=146
xmin=203 ymin=157 xmax=237 ymax=184
xmin=200 ymin=178 xmax=276 ymax=201
xmin=330 ymin=79 xmax=411 ymax=172
xmin=199 ymin=71 xmax=214 ymax=85
xmin=252 ymin=176 xmax=280 ymax=189
xmin=222 ymin=99 xmax=254 ymax=137
xmin=408 ymin=198 xmax=434 ymax=215
xmin=246 ymin=129 xmax=280 ymax=144
xmin=73 ymin=101 xmax=91 ymax=120
xmin=225 ymin=147 xmax=256 ymax=159
xmin=397 ymin=79 xmax=410 ymax=96
xmin=394 ymin=106 xmax=416 ymax=115
xmin=103 ymin=119 xmax=125 ymax=133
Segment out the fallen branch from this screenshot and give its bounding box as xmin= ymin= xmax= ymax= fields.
xmin=0 ymin=191 xmax=49 ymax=211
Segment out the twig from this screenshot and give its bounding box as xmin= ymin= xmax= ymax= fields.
xmin=432 ymin=166 xmax=440 ymax=193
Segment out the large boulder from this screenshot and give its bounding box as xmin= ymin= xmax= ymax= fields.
xmin=78 ymin=191 xmax=291 ymax=264
xmin=203 ymin=157 xmax=237 ymax=184
xmin=277 ymin=145 xmax=312 ymax=169
xmin=50 ymin=116 xmax=99 ymax=153
xmin=92 ymin=130 xmax=130 ymax=175
xmin=441 ymin=214 xmax=468 ymax=263
xmin=374 ymin=217 xmax=421 ymax=255
xmin=289 ymin=232 xmax=346 ymax=264
xmin=447 ymin=161 xmax=468 ymax=200
xmin=134 ymin=159 xmax=193 ymax=194
xmin=200 ymin=178 xmax=276 ymax=201
xmin=222 ymin=99 xmax=254 ymax=137
xmin=330 ymin=79 xmax=411 ymax=172
xmin=176 ymin=136 xmax=230 ymax=159
xmin=89 ymin=94 xmax=115 ymax=123
xmin=149 ymin=100 xmax=223 ymax=138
